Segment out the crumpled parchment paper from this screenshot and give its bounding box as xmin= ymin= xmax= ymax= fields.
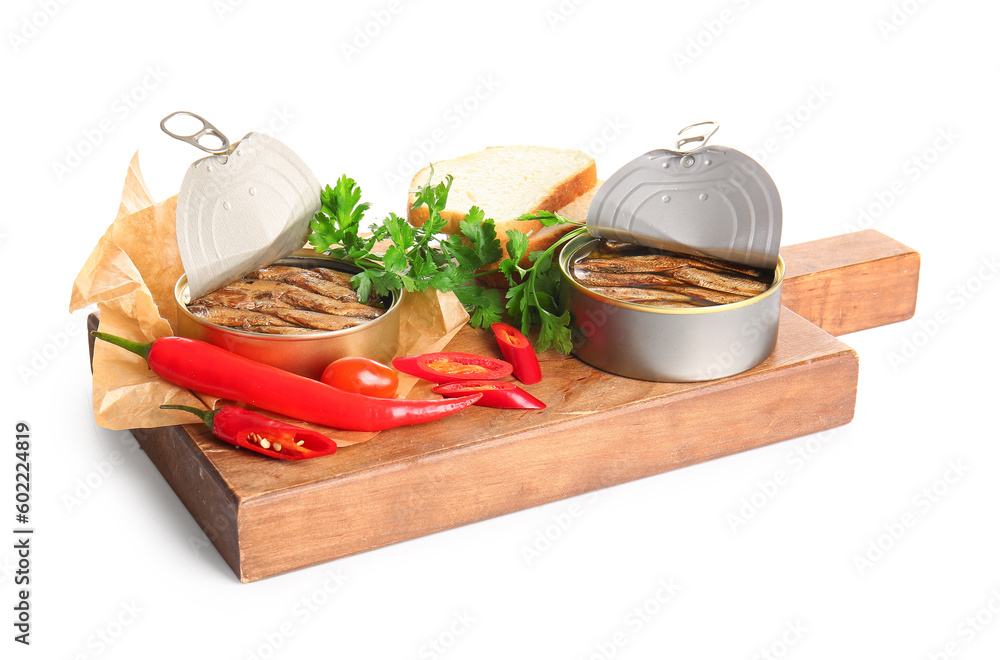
xmin=70 ymin=153 xmax=469 ymax=447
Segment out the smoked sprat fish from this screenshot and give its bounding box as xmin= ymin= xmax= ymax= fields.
xmin=246 ymin=266 xmax=360 ymax=302
xmin=572 ymin=241 xmax=772 ymax=309
xmin=188 ymin=266 xmax=385 ymax=334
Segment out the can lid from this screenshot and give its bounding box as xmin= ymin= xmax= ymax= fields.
xmin=586 ymin=123 xmax=782 ymax=270
xmin=163 ymin=113 xmax=321 ymax=299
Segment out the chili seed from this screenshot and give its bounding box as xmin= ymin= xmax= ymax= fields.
xmin=259 ymin=438 xmax=271 ymax=449
xmin=273 ymin=443 xmax=282 ymax=452
xmin=296 ymin=440 xmax=304 ymax=446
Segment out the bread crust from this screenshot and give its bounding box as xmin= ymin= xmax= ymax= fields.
xmin=406 ymin=148 xmax=596 ymax=232
xmin=477 ymin=178 xmax=601 ymax=288
xmin=405 ymin=147 xmax=598 ymax=288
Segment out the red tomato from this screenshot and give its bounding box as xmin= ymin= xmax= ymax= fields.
xmin=321 ymin=357 xmax=399 ymax=398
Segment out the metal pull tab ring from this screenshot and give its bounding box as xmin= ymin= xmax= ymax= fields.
xmin=160 ymin=111 xmax=232 ymax=156
xmin=675 ymin=121 xmax=720 ymax=153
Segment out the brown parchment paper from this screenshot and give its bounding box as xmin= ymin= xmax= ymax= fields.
xmin=70 ymin=153 xmax=469 ymax=447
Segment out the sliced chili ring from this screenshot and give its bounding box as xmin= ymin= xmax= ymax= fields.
xmin=491 ymin=322 xmax=542 ymax=385
xmin=432 ymin=380 xmax=546 ymax=409
xmin=392 ymin=351 xmax=513 ymax=384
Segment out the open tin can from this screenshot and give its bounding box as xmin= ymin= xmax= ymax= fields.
xmin=559 ymin=237 xmax=783 ymax=381
xmin=174 ymin=252 xmax=402 ymax=380
xmin=559 ymin=123 xmax=783 ymax=382
xmin=163 ymin=112 xmax=401 ymax=380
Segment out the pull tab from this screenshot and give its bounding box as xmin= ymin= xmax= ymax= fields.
xmin=160 ymin=111 xmax=232 ymax=157
xmin=675 ymin=121 xmax=719 ymax=153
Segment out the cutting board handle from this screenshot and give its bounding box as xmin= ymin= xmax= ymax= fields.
xmin=781 ymin=229 xmax=919 ymax=336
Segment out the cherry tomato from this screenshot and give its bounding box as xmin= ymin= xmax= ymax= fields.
xmin=321 ymin=356 xmax=399 ymax=398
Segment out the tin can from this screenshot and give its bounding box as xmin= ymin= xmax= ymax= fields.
xmin=559 ymin=234 xmax=784 ymax=382
xmin=174 ymin=252 xmax=401 ymax=380
xmin=586 ymin=144 xmax=782 ymax=272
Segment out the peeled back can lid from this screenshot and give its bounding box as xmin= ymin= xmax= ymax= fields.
xmin=586 ymin=124 xmax=782 ymax=271
xmin=161 ymin=112 xmax=321 ymax=300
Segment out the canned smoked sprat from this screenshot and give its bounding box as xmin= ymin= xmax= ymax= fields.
xmin=560 ymin=123 xmax=784 ymax=381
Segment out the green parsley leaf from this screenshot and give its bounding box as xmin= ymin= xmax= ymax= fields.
xmin=368 ymin=269 xmax=402 ymax=298
xmin=311 ymin=173 xmax=585 ymax=356
xmin=309 ymin=176 xmax=371 ymax=255
xmin=439 ymin=234 xmax=479 ymax=274
xmin=505 ymin=230 xmax=529 ymax=266
xmin=516 ymin=210 xmax=580 ymax=228
xmin=384 ymin=212 xmax=414 ymax=250
xmin=536 ymin=308 xmax=574 ymax=354
xmin=454 ymin=284 xmax=503 ymax=328
xmin=411 ymin=174 xmax=454 ymax=237
xmin=351 ymin=270 xmax=373 ymax=303
xmin=459 ymin=209 xmax=504 ymax=265
xmin=382 ymin=245 xmax=407 ymax=274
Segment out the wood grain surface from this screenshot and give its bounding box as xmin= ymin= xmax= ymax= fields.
xmin=112 ymin=230 xmax=919 ymax=582
xmin=782 ymin=229 xmax=920 ymax=335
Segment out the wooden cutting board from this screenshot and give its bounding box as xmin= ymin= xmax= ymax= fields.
xmin=92 ymin=229 xmax=919 ymax=582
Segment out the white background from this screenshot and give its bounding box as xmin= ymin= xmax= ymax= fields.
xmin=3 ymin=0 xmax=999 ymax=657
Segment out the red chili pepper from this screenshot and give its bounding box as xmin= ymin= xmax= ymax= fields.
xmin=491 ymin=322 xmax=542 ymax=385
xmin=92 ymin=332 xmax=480 ymax=432
xmin=432 ymin=380 xmax=546 ymax=409
xmin=392 ymin=351 xmax=513 ymax=384
xmin=161 ymin=405 xmax=338 ymax=461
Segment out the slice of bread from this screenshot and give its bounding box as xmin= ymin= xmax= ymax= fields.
xmin=407 ymin=146 xmax=598 ymax=287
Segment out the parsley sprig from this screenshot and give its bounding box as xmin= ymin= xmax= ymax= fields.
xmin=308 ymin=175 xmax=585 ymax=353
xmin=500 ymin=212 xmax=588 ymax=353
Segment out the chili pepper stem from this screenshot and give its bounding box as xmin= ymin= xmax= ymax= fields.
xmin=159 ymin=404 xmax=218 ymax=430
xmin=91 ymin=331 xmax=152 ymax=362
